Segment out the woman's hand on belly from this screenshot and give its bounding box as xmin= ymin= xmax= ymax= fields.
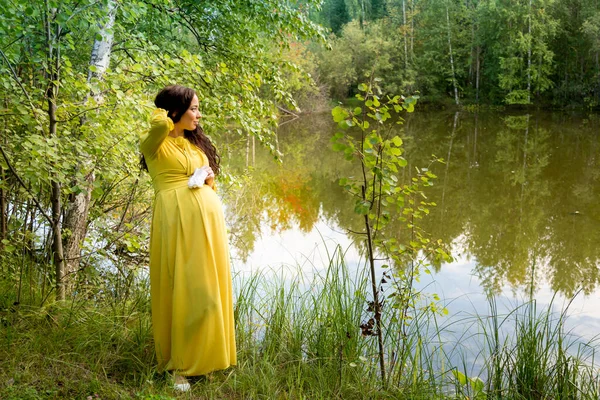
xmin=205 ymin=167 xmax=215 ymax=189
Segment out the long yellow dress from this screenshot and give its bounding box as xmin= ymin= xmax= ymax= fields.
xmin=140 ymin=109 xmax=236 ymax=376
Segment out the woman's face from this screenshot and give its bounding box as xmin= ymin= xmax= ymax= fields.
xmin=174 ymin=95 xmax=201 ymax=131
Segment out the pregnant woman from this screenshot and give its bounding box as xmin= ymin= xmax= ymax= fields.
xmin=139 ymin=85 xmax=236 ymax=391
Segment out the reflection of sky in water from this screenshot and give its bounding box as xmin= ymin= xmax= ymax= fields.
xmin=231 ymin=216 xmax=600 ymax=347
xmin=231 ymin=218 xmax=361 ymax=276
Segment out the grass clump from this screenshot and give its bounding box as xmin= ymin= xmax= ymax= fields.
xmin=1 ymin=248 xmax=599 ymax=399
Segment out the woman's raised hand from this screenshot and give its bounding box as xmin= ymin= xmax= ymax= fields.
xmin=204 ymin=167 xmax=215 ymax=188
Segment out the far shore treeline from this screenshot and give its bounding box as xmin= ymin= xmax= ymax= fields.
xmin=313 ymin=0 xmax=600 ymax=108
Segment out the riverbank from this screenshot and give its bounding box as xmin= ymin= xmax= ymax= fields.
xmin=1 ymin=252 xmax=598 ymax=399
xmin=333 ymin=95 xmax=600 ymax=114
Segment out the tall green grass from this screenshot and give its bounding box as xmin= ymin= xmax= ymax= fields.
xmin=1 ymin=246 xmax=599 ymax=399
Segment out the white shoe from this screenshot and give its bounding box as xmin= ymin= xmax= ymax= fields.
xmin=173 ymin=382 xmax=191 ymax=392
xmin=171 ymin=373 xmax=191 ymax=392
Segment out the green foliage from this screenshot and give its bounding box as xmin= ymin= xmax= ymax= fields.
xmin=316 ymin=21 xmax=396 ymax=99
xmin=318 ymin=0 xmax=351 ymax=34
xmin=0 ymin=0 xmax=325 ymax=297
xmin=331 ymin=80 xmax=451 ymax=384
xmin=313 ymin=0 xmax=599 ymax=107
xmin=494 ymin=0 xmax=559 ymax=104
xmin=331 ymin=81 xmax=450 ymax=277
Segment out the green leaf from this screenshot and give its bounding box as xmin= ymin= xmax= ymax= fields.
xmin=452 ymin=369 xmax=467 ymax=386
xmin=471 ymin=377 xmax=484 ymax=393
xmin=332 ymin=106 xmax=348 ymax=123
xmin=332 ymin=142 xmax=346 ymax=152
xmin=358 ymin=83 xmax=368 ymax=92
xmin=354 ymin=200 xmax=371 ymax=215
xmin=368 ymin=136 xmax=380 ymax=146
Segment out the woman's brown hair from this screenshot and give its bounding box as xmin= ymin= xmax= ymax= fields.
xmin=140 ymin=85 xmax=221 ymax=175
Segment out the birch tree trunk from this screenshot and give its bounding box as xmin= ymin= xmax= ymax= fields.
xmin=446 ymin=2 xmax=459 ymax=105
xmin=527 ymin=0 xmax=532 ymax=103
xmin=410 ymin=0 xmax=414 ymax=59
xmin=246 ymin=134 xmax=250 ymax=167
xmin=403 ymin=0 xmax=408 ymax=69
xmin=63 ymin=0 xmax=117 ymax=283
xmin=469 ymin=4 xmax=475 ymax=83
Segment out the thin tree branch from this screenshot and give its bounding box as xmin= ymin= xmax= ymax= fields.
xmin=0 ymin=48 xmax=44 ymax=132
xmin=0 ymin=144 xmax=53 ymax=225
xmin=56 ymin=106 xmax=103 ymax=123
xmin=1 ymin=34 xmax=25 ymax=51
xmin=276 ymin=105 xmax=299 ymax=118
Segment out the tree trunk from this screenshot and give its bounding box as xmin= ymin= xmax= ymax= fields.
xmin=360 ymin=0 xmax=365 ymax=29
xmin=0 ymin=115 xmax=6 ymax=249
xmin=446 ymin=2 xmax=459 ymax=105
xmin=410 ymin=0 xmax=414 ymax=58
xmin=49 ymin=82 xmax=65 ymax=300
xmin=51 ymin=180 xmax=65 ymax=300
xmin=527 ymin=0 xmax=532 ymax=104
xmin=246 ymin=134 xmax=250 ymax=167
xmin=0 ymin=170 xmax=5 ymax=248
xmin=469 ymin=6 xmax=475 ymax=84
xmin=45 ymin=0 xmax=66 ymax=300
xmin=403 ymin=0 xmax=408 ymax=69
xmin=63 ymin=0 xmax=117 ymax=282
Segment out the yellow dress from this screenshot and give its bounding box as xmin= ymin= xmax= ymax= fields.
xmin=140 ymin=109 xmax=236 ymax=376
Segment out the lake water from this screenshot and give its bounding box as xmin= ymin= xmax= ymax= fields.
xmin=220 ymin=110 xmax=600 ymax=343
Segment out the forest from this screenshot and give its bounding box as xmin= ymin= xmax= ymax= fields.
xmin=315 ymin=0 xmax=600 ymax=107
xmin=1 ymin=0 xmax=600 ymax=398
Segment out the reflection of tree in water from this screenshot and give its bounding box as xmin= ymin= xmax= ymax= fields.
xmin=469 ymin=115 xmax=551 ymax=294
xmin=221 ymin=111 xmax=600 ymax=295
xmin=221 ymin=113 xmax=356 ymax=263
xmin=401 ymin=112 xmax=600 ymax=295
xmin=541 ymin=115 xmax=600 ymax=296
